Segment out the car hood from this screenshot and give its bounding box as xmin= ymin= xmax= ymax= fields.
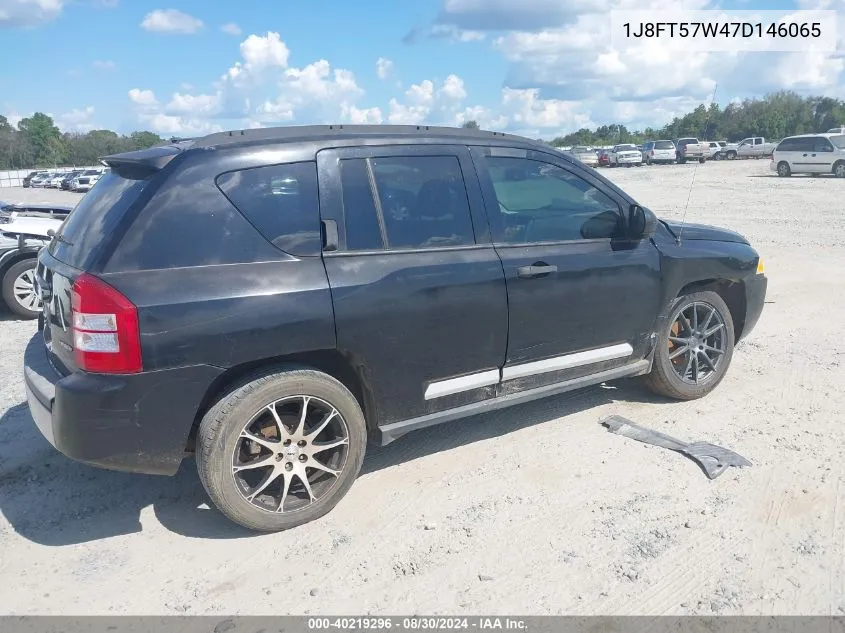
xmin=0 ymin=216 xmax=64 ymax=238
xmin=661 ymin=221 xmax=749 ymax=244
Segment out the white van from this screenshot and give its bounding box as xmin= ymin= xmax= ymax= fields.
xmin=770 ymin=133 xmax=845 ymax=177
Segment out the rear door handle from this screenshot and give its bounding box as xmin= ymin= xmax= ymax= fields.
xmin=517 ymin=263 xmax=557 ymax=279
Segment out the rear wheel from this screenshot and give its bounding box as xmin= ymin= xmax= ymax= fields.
xmin=197 ymin=366 xmax=367 ymax=531
xmin=833 ymin=161 xmax=845 ymax=178
xmin=644 ymin=291 xmax=735 ymax=400
xmin=698 ymin=157 xmax=706 ymax=164
xmin=777 ymin=161 xmax=791 ymax=177
xmin=2 ymin=259 xmax=41 ymax=319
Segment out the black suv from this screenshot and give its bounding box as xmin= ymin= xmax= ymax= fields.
xmin=23 ymin=125 xmax=767 ymax=531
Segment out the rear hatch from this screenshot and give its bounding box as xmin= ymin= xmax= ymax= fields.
xmin=37 ymin=170 xmax=152 ymax=374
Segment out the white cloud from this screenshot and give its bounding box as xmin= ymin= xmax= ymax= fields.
xmin=430 ymin=24 xmax=485 ymax=41
xmin=220 ymin=22 xmax=242 ymax=36
xmin=0 ymin=0 xmax=64 ymax=27
xmin=438 ymin=74 xmax=467 ymax=101
xmin=140 ymin=9 xmax=203 ymax=34
xmin=376 ymin=57 xmax=394 ymax=80
xmin=165 ymin=92 xmax=220 ymax=114
xmin=138 ymin=113 xmax=223 ymax=136
xmin=240 ymin=31 xmax=289 ymax=68
xmin=128 ymin=88 xmax=158 ymax=107
xmin=341 ymin=103 xmax=384 ymax=124
xmin=56 ymin=105 xmax=96 ymax=132
xmin=93 ymin=59 xmax=116 ymax=70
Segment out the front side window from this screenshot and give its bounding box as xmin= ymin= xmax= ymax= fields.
xmin=484 ymin=156 xmax=621 ymax=244
xmin=831 ymin=135 xmax=845 ymax=149
xmin=369 ymin=156 xmax=475 ymax=249
xmin=217 ymin=162 xmax=320 ymax=256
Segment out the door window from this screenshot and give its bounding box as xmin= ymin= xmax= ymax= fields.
xmin=484 ymin=156 xmax=621 ymax=244
xmin=369 ymin=156 xmax=475 ymax=249
xmin=339 ymin=158 xmax=383 ymax=251
xmin=813 ymin=137 xmax=834 ymax=152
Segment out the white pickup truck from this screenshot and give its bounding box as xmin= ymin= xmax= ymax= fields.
xmin=722 ymin=137 xmax=778 ymax=160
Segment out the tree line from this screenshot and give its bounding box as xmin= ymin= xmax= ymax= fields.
xmin=3 ymin=91 xmax=843 ymax=169
xmin=546 ymin=91 xmax=845 ymax=147
xmin=0 ymin=113 xmax=164 ymax=170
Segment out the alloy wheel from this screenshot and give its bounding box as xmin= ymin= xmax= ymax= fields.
xmin=12 ymin=268 xmax=40 ymax=312
xmin=667 ymin=301 xmax=727 ymax=385
xmin=835 ymin=163 xmax=845 ymax=178
xmin=231 ymin=395 xmax=350 ymax=514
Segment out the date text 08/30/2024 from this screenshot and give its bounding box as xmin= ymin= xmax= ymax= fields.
xmin=307 ymin=617 xmax=527 ymax=630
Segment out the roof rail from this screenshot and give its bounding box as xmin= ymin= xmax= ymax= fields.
xmin=191 ymin=124 xmax=536 ymax=149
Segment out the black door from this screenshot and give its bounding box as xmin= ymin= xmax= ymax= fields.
xmin=469 ymin=145 xmax=661 ymax=393
xmin=317 ymin=145 xmax=508 ymax=426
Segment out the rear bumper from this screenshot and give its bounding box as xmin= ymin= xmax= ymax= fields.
xmin=740 ymin=273 xmax=767 ymax=341
xmin=24 ymin=333 xmax=224 ymax=475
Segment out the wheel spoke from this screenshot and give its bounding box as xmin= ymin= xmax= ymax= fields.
xmin=678 ymin=312 xmax=693 ymax=334
xmin=691 ymin=304 xmax=699 ymax=330
xmin=668 ymin=335 xmax=689 ymax=344
xmin=240 ymin=430 xmax=281 ymax=452
xmin=308 ymin=459 xmax=341 ymax=477
xmin=310 ymin=437 xmax=349 ymax=454
xmin=306 ymin=409 xmax=338 ymax=439
xmin=692 ymin=354 xmax=700 ymax=383
xmin=276 ymin=471 xmax=293 ymax=512
xmin=233 ymin=454 xmax=276 ymax=473
xmin=293 ymin=396 xmax=311 ymax=437
xmin=247 ymin=468 xmax=281 ymax=501
xmin=669 ymin=345 xmax=689 ymax=360
xmin=297 ymin=468 xmax=317 ymax=502
xmin=703 ymin=344 xmax=724 ymax=355
xmin=698 ymin=350 xmax=717 ymax=371
xmin=704 ymin=323 xmax=725 ymax=337
xmin=701 ymin=307 xmax=716 ymax=332
xmin=683 ymin=353 xmax=694 ymax=380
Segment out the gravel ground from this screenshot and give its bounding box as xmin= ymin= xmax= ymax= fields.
xmin=1 ymin=160 xmax=844 ymax=615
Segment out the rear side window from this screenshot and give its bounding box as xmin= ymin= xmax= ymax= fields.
xmin=217 ymin=162 xmax=320 ymax=256
xmin=369 ymin=156 xmax=475 ymax=249
xmin=50 ymin=171 xmax=150 ymax=270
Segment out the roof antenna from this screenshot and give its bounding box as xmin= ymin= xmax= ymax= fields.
xmin=676 ymin=82 xmax=717 ymax=245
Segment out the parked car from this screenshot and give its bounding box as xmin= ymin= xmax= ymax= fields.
xmin=642 ymin=140 xmax=676 ymax=165
xmin=22 ymin=171 xmax=47 ymax=188
xmin=567 ymin=145 xmax=599 ymax=167
xmin=674 ymin=138 xmax=709 ymax=164
xmin=722 ymin=137 xmax=777 ymax=160
xmin=29 ymin=172 xmax=55 ymax=188
xmin=770 ymin=133 xmax=845 ymax=177
xmin=706 ymin=141 xmax=725 ymax=159
xmin=597 ymin=149 xmax=611 ymax=167
xmin=0 ymin=203 xmax=73 ymax=225
xmin=23 ymin=124 xmax=768 ymax=531
xmin=609 ymin=144 xmax=642 ymax=167
xmin=826 ymin=126 xmax=845 ymax=134
xmin=70 ymin=169 xmax=104 ymax=192
xmin=60 ymin=170 xmax=84 ymax=190
xmin=1 ymin=215 xmax=64 ymax=318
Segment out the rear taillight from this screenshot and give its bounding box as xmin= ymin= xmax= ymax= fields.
xmin=71 ymin=274 xmax=142 ymax=374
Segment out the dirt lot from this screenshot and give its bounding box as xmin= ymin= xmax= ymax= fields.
xmin=1 ymin=160 xmax=844 ymax=615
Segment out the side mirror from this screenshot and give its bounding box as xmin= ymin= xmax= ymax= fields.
xmin=627 ymin=204 xmax=658 ymax=240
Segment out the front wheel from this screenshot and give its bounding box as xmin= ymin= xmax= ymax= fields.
xmin=698 ymin=157 xmax=706 ymax=164
xmin=643 ymin=291 xmax=735 ymax=400
xmin=2 ymin=259 xmax=41 ymax=319
xmin=833 ymin=161 xmax=845 ymax=178
xmin=197 ymin=366 xmax=367 ymax=531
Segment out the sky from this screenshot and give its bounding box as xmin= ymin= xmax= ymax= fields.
xmin=1 ymin=0 xmax=843 ymax=138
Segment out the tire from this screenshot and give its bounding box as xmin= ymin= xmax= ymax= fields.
xmin=1 ymin=259 xmax=41 ymax=319
xmin=698 ymin=157 xmax=706 ymax=164
xmin=196 ymin=366 xmax=367 ymax=532
xmin=833 ymin=161 xmax=845 ymax=178
xmin=678 ymin=157 xmax=686 ymax=164
xmin=643 ymin=290 xmax=735 ymax=401
xmin=645 ymin=157 xmax=652 ymax=166
xmin=726 ymin=151 xmax=737 ymax=160
xmin=777 ymin=161 xmax=791 ymax=177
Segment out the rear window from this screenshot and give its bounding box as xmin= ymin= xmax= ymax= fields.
xmin=654 ymin=141 xmax=674 ymax=149
xmin=216 ymin=162 xmax=320 ymax=256
xmin=49 ymin=171 xmax=150 ymax=270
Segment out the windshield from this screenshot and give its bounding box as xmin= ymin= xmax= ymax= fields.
xmin=830 ymin=135 xmax=845 ymax=149
xmin=654 ymin=141 xmax=674 ymax=149
xmin=49 ymin=171 xmax=151 ymax=270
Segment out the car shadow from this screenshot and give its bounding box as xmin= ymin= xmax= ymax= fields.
xmin=0 ymin=378 xmax=670 ymax=545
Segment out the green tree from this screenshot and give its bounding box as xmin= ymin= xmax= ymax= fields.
xmin=129 ymin=131 xmax=164 ymax=149
xmin=18 ymin=112 xmax=64 ymax=166
xmin=461 ymin=120 xmax=480 ymax=130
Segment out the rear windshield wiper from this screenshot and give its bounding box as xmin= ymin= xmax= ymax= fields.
xmin=46 ymin=229 xmax=74 ymax=246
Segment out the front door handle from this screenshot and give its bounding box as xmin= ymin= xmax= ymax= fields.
xmin=802 ymin=153 xmax=808 ymax=157
xmin=517 ymin=263 xmax=557 ymax=279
